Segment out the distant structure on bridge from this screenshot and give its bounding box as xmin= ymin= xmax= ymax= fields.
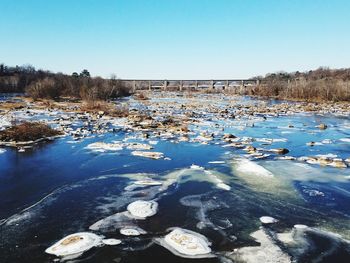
xmin=121 ymin=79 xmax=259 ymax=92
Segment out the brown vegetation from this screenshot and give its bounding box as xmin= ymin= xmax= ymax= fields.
xmin=0 ymin=101 xmax=26 ymax=110
xmin=243 ymin=67 xmax=350 ymax=102
xmin=134 ymin=92 xmax=149 ymax=100
xmin=80 ymin=101 xmax=129 ymax=117
xmin=0 ymin=121 xmax=62 ymax=142
xmin=0 ymin=64 xmax=131 ymax=100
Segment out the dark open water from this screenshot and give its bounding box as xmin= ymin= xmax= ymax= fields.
xmin=1 ymin=95 xmax=350 ymax=262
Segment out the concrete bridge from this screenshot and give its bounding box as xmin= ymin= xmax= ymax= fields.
xmin=121 ymin=79 xmax=259 ymax=92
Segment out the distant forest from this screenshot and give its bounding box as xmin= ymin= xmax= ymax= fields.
xmin=1 ymin=64 xmax=350 ymax=102
xmin=245 ymin=67 xmax=350 ymax=102
xmin=0 ymin=64 xmax=130 ymax=100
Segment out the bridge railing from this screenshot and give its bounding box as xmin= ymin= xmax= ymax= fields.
xmin=121 ymin=79 xmax=259 ymax=92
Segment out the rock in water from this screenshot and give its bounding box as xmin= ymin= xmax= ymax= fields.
xmin=158 ymin=228 xmax=212 ymax=258
xmin=127 ymin=200 xmax=158 ymax=219
xmin=318 ymin=123 xmax=327 ymax=130
xmin=270 ymin=148 xmax=289 ymax=155
xmin=45 ymin=232 xmax=103 ymax=258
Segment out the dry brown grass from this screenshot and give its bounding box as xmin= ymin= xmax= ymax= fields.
xmin=0 ymin=121 xmax=62 ymax=142
xmin=0 ymin=101 xmax=26 ymax=110
xmin=134 ymin=92 xmax=149 ymax=100
xmin=80 ymin=100 xmax=129 ymax=117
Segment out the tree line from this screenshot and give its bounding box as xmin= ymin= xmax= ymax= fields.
xmin=242 ymin=67 xmax=350 ymax=102
xmin=0 ymin=64 xmax=130 ymax=100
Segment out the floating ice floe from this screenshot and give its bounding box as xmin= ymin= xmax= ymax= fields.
xmin=120 ymin=227 xmax=147 ymax=236
xmin=260 ymin=216 xmax=279 ymax=224
xmin=89 ymin=211 xmax=133 ymax=232
xmin=0 ymin=148 xmax=6 ymax=154
xmin=18 ymin=148 xmax=25 ymax=153
xmin=216 ymin=182 xmax=231 ymax=191
xmin=127 ymin=200 xmax=158 ymax=219
xmin=230 ymin=229 xmax=291 ymax=263
xmin=256 ymin=138 xmax=288 ymax=144
xmin=85 ymin=142 xmax=123 ymax=152
xmin=102 ymin=238 xmax=122 ymax=245
xmin=133 ymin=179 xmax=163 ymax=186
xmin=339 ymin=138 xmax=350 ymax=143
xmin=302 ymin=188 xmax=325 ymax=197
xmin=190 ymin=164 xmax=204 ymax=170
xmin=45 ymin=232 xmax=103 ymax=258
xmin=234 ymin=159 xmax=274 ymax=177
xmin=275 ymin=156 xmax=296 ymax=160
xmin=208 ymin=161 xmax=225 ymax=164
xmin=126 ymin=143 xmax=153 ymax=150
xmin=204 ymin=170 xmax=231 ymax=191
xmin=124 ymin=178 xmax=163 ymax=191
xmin=157 ymin=228 xmax=212 ymax=258
xmin=131 ymin=151 xmax=164 ymax=159
xmin=316 ymin=153 xmax=338 ymax=158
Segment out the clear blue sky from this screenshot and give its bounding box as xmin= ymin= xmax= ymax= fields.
xmin=1 ymin=0 xmax=349 ymax=79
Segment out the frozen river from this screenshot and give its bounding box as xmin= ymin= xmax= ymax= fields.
xmin=1 ymin=93 xmax=350 ymax=262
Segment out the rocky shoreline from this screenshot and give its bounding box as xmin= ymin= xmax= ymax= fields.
xmin=1 ymin=92 xmax=349 ymax=166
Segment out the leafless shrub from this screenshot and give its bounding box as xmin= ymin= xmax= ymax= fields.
xmin=0 ymin=121 xmax=62 ymax=142
xmin=81 ymin=100 xmax=129 ymax=117
xmin=26 ymin=77 xmax=60 ymax=100
xmin=240 ymin=68 xmax=350 ymax=102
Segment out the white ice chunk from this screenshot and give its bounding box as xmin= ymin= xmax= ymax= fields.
xmin=85 ymin=142 xmax=123 ymax=152
xmin=235 ymin=159 xmax=274 ymax=177
xmin=102 ymin=238 xmax=121 ymax=245
xmin=158 ymin=228 xmax=212 ymax=258
xmin=208 ymin=161 xmax=225 ymax=164
xmin=260 ymin=216 xmax=279 ymax=224
xmin=45 ymin=232 xmax=103 ymax=258
xmin=131 ymin=151 xmax=164 ymax=159
xmin=120 ymin=227 xmax=146 ymax=236
xmin=133 ymin=179 xmax=163 ymax=186
xmin=190 ymin=164 xmax=204 ymax=170
xmin=230 ymin=229 xmax=291 ymax=263
xmin=127 ymin=200 xmax=158 ymax=219
xmin=126 ymin=143 xmax=153 ymax=150
xmin=216 ymin=183 xmax=231 ymax=191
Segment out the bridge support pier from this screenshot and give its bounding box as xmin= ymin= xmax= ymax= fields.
xmin=210 ymin=80 xmax=214 ymax=90
xmin=179 ymin=80 xmax=183 ymax=91
xmin=225 ymin=80 xmax=229 ymax=90
xmin=148 ymin=80 xmax=151 ymax=90
xmin=133 ymin=80 xmax=136 ymax=92
xmin=164 ymin=80 xmax=168 ymax=91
